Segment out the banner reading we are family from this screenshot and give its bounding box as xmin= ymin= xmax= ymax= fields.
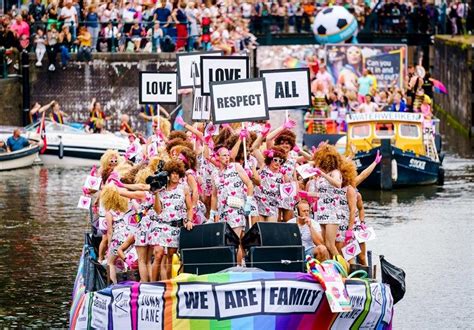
xmin=70 ymin=267 xmax=393 ymax=329
xmin=326 ymin=44 xmax=408 ymax=90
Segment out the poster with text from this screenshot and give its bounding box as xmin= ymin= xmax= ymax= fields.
xmin=260 ymin=68 xmax=311 ymax=110
xmin=325 ymin=44 xmax=407 ymax=90
xmin=177 ymin=51 xmax=223 ymax=89
xmin=201 ymin=56 xmax=249 ymax=95
xmin=139 ymin=72 xmax=178 ymax=105
xmin=210 ymin=78 xmax=268 ymax=124
xmin=191 ymin=87 xmax=211 ymax=121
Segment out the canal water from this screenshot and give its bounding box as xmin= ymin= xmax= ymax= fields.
xmin=0 ymin=123 xmax=472 ymax=328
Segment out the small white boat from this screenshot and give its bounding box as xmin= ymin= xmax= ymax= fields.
xmin=0 ymin=145 xmax=40 ymax=171
xmin=21 ymin=121 xmax=129 ymax=166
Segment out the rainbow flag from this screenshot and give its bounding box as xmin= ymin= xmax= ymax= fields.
xmin=70 ymin=258 xmax=394 ymax=329
xmin=431 ymin=78 xmax=448 ymax=94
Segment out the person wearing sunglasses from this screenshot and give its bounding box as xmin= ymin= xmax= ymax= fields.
xmin=254 ymin=146 xmax=289 ymax=223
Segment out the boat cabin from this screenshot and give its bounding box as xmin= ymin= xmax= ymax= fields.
xmin=345 ymin=112 xmax=434 ymax=158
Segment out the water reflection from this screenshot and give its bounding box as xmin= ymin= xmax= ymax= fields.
xmin=0 ymin=124 xmax=472 ymax=328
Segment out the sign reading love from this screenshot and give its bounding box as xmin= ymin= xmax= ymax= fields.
xmin=83 ymin=175 xmax=102 ymax=191
xmin=355 ymin=227 xmax=377 ymax=243
xmin=342 ymin=240 xmax=361 ymax=261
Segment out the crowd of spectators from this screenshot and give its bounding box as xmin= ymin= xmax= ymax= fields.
xmin=0 ymin=0 xmax=473 ymax=73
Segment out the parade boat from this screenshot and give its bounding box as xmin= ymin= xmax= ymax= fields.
xmin=345 ymin=112 xmax=444 ymax=189
xmin=70 ymin=233 xmax=397 ymax=330
xmin=22 ymin=120 xmax=129 ymax=166
xmin=0 ymin=145 xmax=39 ymax=171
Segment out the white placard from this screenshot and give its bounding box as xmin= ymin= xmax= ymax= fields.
xmin=139 ymin=72 xmax=177 ymax=104
xmin=260 ymin=68 xmax=311 ymax=110
xmin=83 ymin=175 xmax=102 ymax=190
xmin=177 ymin=51 xmax=223 ymax=88
xmin=341 ymin=240 xmax=361 ymax=261
xmin=355 ymin=227 xmax=377 ymax=243
xmin=200 ymin=56 xmax=249 ymax=95
xmin=192 ymin=87 xmax=211 ymax=121
xmin=77 ymin=196 xmax=92 ymax=209
xmin=210 ymin=78 xmax=269 ymax=124
xmin=296 ymin=163 xmax=318 ymax=180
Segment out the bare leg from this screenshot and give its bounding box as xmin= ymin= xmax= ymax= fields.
xmin=147 ymin=247 xmax=153 ymax=280
xmin=151 ymin=245 xmax=164 ymax=281
xmin=108 ymin=255 xmax=118 ymax=284
xmin=233 ymin=227 xmax=244 ymax=265
xmin=358 ymin=242 xmax=367 ymax=266
xmin=98 ymin=235 xmax=108 ymax=262
xmin=324 ymin=224 xmax=339 ymax=257
xmin=117 ymin=236 xmax=134 ymax=262
xmin=136 ymin=246 xmax=149 ymax=282
xmin=282 ymin=209 xmax=294 ymax=222
xmin=166 ymin=248 xmax=177 ymax=280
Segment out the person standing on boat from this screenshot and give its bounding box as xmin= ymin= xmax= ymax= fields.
xmin=306 ymin=144 xmax=343 ymax=258
xmin=148 ymin=160 xmax=194 ymax=280
xmin=6 ymin=129 xmax=30 ymax=152
xmin=389 ymin=92 xmax=407 ymax=112
xmin=119 ymin=114 xmax=134 ymax=136
xmin=28 ymin=102 xmax=49 ymax=124
xmin=357 ymin=94 xmax=380 ymax=113
xmin=211 ymin=147 xmax=254 ymax=263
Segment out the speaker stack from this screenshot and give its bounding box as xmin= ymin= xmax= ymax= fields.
xmin=241 ymin=222 xmax=305 ymax=272
xmin=179 ymin=223 xmax=240 ymax=275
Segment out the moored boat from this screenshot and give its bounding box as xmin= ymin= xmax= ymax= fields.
xmin=0 ymin=145 xmax=40 ymax=171
xmin=345 ymin=112 xmax=444 ymax=189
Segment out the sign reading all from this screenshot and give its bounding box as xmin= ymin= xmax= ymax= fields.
xmin=139 ymin=72 xmax=178 ymax=105
xmin=177 ymin=51 xmax=223 ymax=89
xmin=201 ymin=56 xmax=249 ymax=95
xmin=260 ymin=68 xmax=311 ymax=110
xmin=210 ymin=78 xmax=268 ymax=124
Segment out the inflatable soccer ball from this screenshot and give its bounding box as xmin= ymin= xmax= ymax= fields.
xmin=313 ymin=6 xmax=357 ymax=44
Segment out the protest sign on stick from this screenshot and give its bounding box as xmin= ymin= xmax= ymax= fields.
xmin=201 ymin=56 xmax=249 ymax=95
xmin=177 ymin=51 xmax=223 ymax=89
xmin=139 ymin=72 xmax=178 ymax=104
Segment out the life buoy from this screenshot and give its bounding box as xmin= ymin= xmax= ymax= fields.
xmin=391 ymin=159 xmax=398 ymax=182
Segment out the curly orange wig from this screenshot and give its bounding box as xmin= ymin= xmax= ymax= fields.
xmin=340 ymin=158 xmax=357 ymax=187
xmin=166 ymin=138 xmax=194 ymax=156
xmin=313 ymin=144 xmax=342 ymax=173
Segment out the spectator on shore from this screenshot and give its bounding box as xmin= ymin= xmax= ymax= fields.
xmin=46 ymin=23 xmax=59 ymax=71
xmin=59 ymin=24 xmax=72 ymax=69
xmin=76 ymin=26 xmax=92 ymax=63
xmin=59 ymin=0 xmax=78 ymax=39
xmin=11 ymin=15 xmax=30 ymax=50
xmin=148 ymin=21 xmax=163 ymax=52
xmin=34 ymin=27 xmax=46 ymax=67
xmin=28 ymin=0 xmax=46 ymax=33
xmin=85 ymin=5 xmax=100 ymax=52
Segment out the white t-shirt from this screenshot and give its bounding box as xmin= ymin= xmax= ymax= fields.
xmin=287 ymin=218 xmax=321 ymax=251
xmin=358 ymin=102 xmax=379 ymax=113
xmin=241 ymin=3 xmax=252 ymax=18
xmin=60 ymin=6 xmax=77 ymax=25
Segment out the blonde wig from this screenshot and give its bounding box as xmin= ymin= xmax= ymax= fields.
xmin=100 ymin=184 xmax=129 ymax=212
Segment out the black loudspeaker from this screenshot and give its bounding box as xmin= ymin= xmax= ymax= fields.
xmin=181 ymin=246 xmax=237 ymax=275
xmin=248 ymin=246 xmax=305 ymax=272
xmin=241 ymin=222 xmax=302 ymax=249
xmin=179 ymin=223 xmax=240 ymax=250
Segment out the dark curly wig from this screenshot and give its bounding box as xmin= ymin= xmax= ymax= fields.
xmin=164 ymin=159 xmax=186 ymax=178
xmin=275 ymin=129 xmax=296 ymax=148
xmin=264 ymin=146 xmax=287 ymax=166
xmin=168 ymin=130 xmax=189 ymax=141
xmin=178 ymin=147 xmax=197 ymax=171
xmin=165 ymin=138 xmax=194 ymax=156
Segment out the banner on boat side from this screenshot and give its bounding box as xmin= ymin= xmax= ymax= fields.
xmin=346 ymin=112 xmax=424 ymax=123
xmin=210 ymin=78 xmax=269 ymax=124
xmin=139 ymin=72 xmax=178 ymax=105
xmin=177 ymin=51 xmax=223 ymax=89
xmin=260 ymin=68 xmax=311 ymax=110
xmin=191 ymin=87 xmax=211 ymax=121
xmin=70 ymin=270 xmax=393 ymax=330
xmin=200 ymin=56 xmax=249 ymax=95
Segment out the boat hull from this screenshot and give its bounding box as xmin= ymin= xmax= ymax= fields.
xmin=0 ymin=146 xmax=40 ymax=171
xmin=40 ymin=144 xmax=126 ymax=166
xmin=354 ymin=147 xmax=441 ymax=189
